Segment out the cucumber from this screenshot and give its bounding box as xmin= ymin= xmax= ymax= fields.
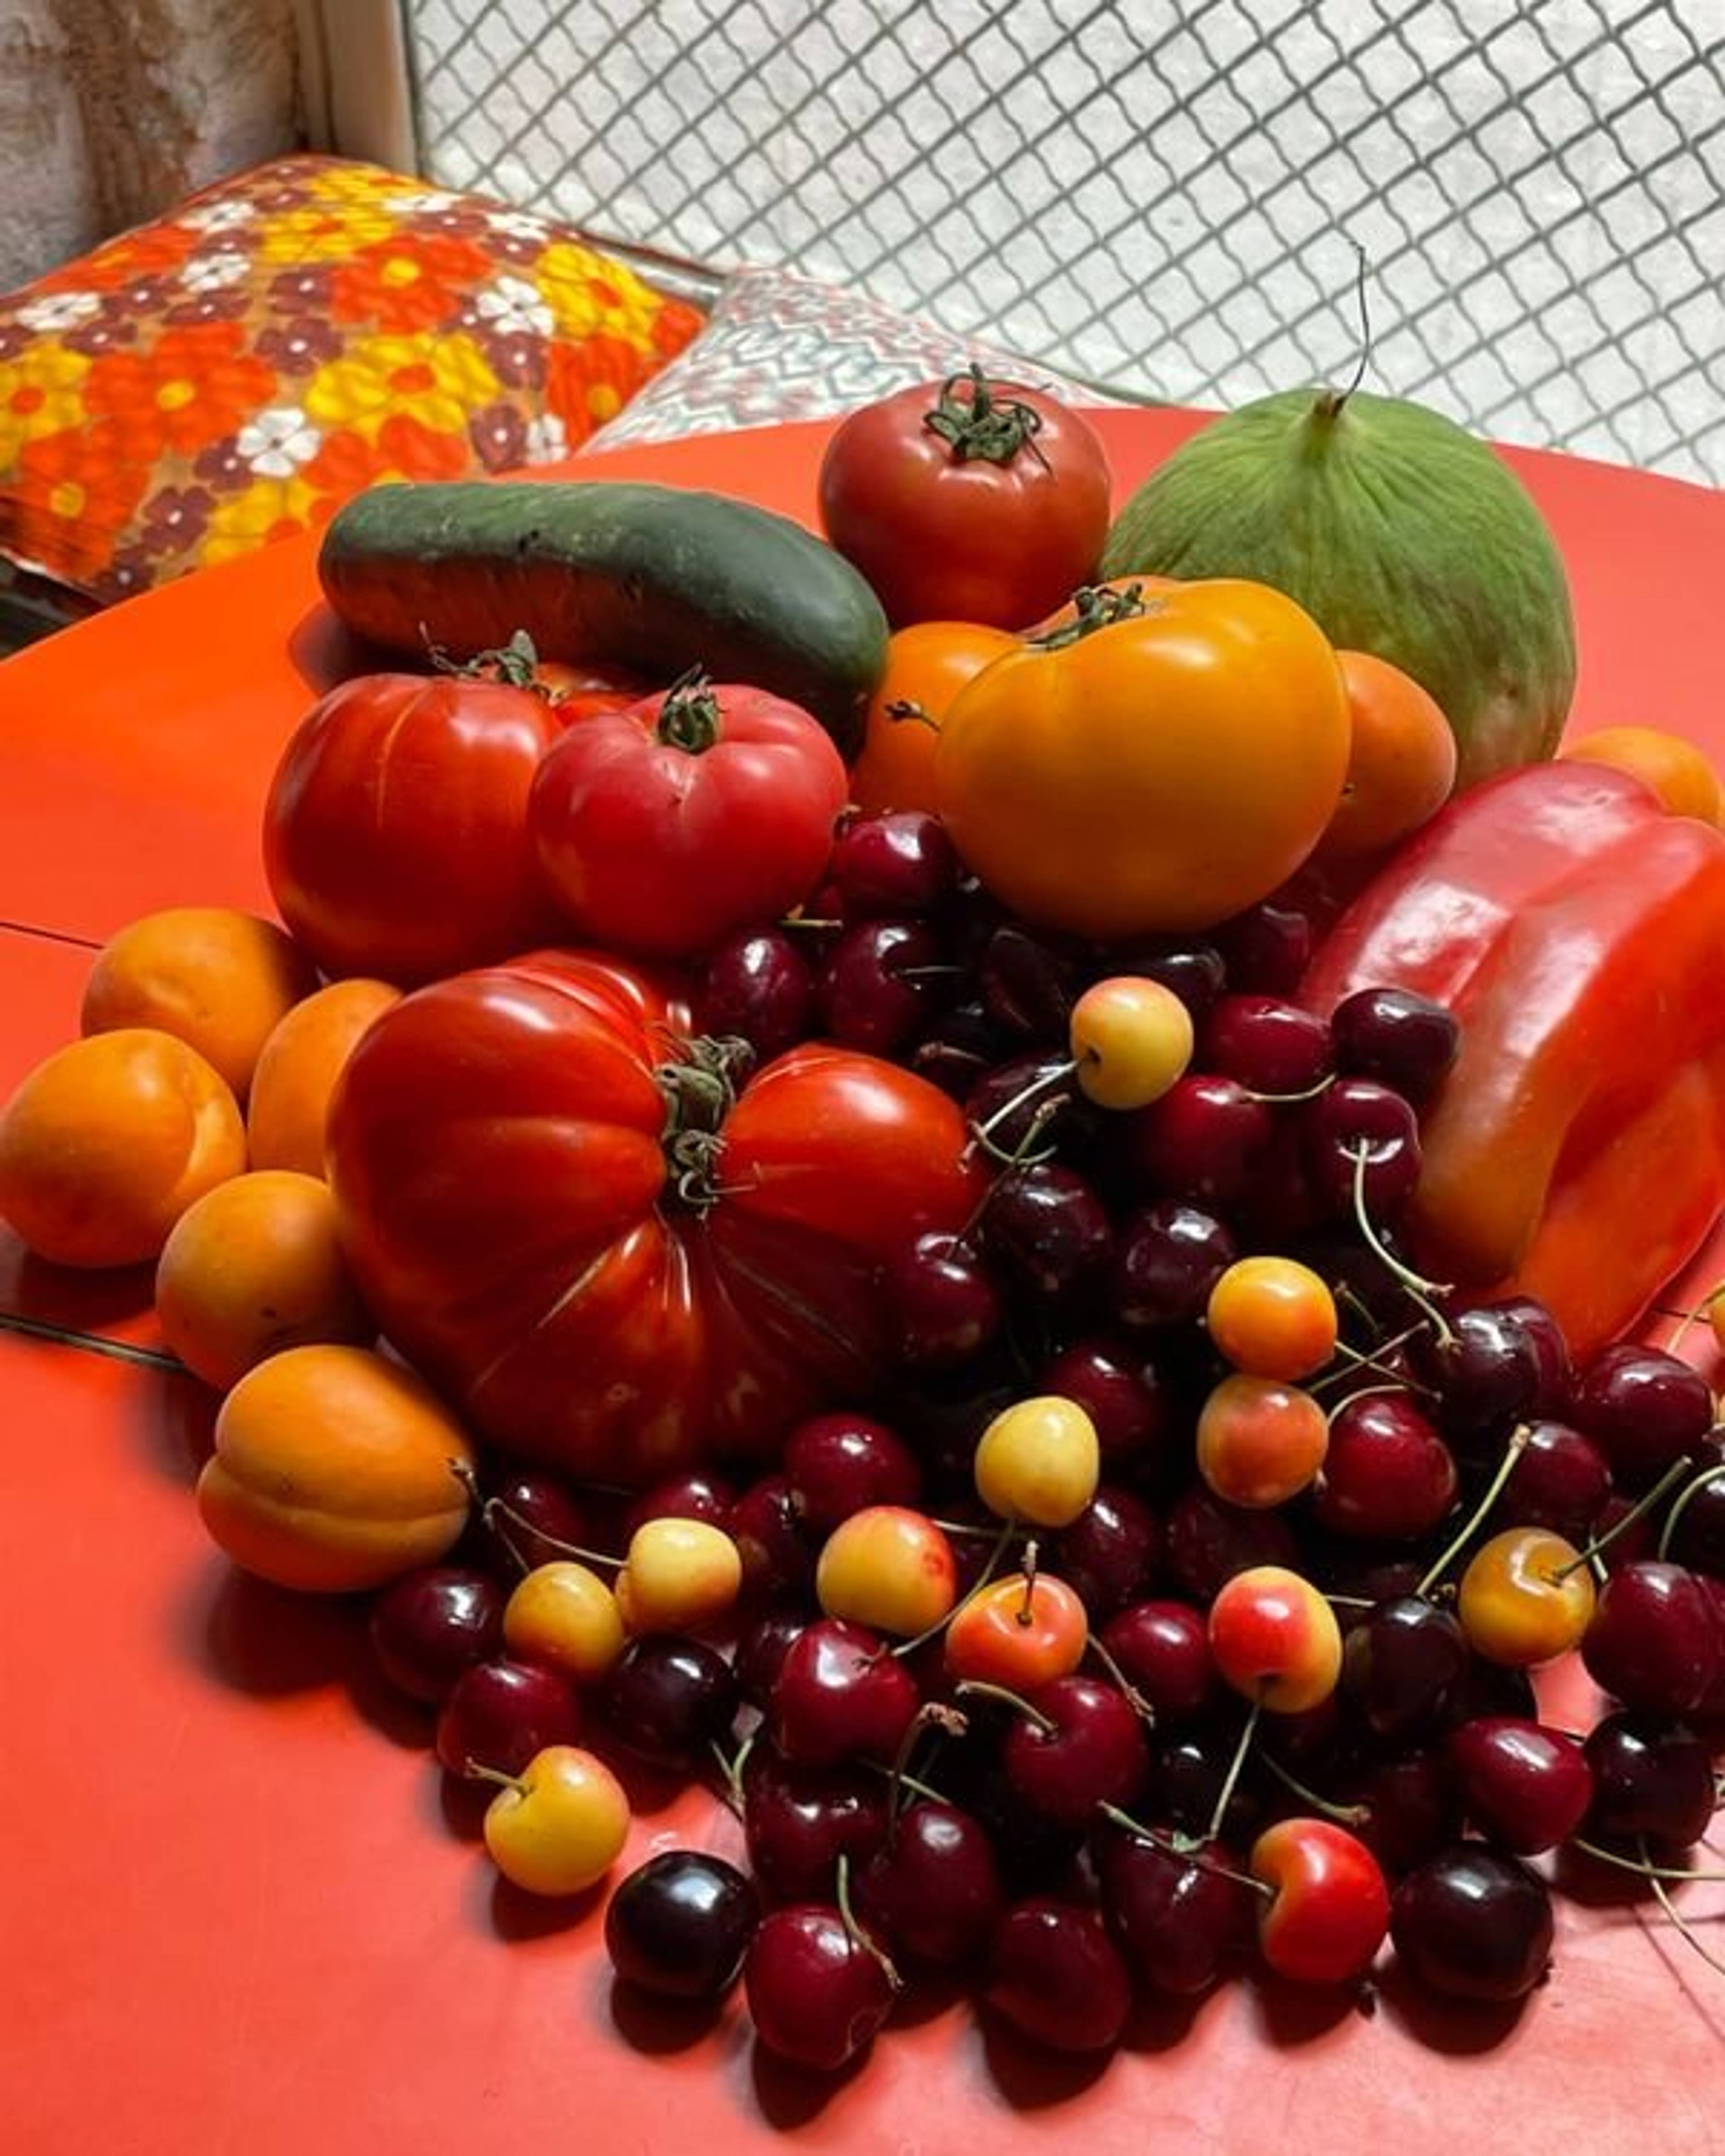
xmin=317 ymin=479 xmax=890 ymax=757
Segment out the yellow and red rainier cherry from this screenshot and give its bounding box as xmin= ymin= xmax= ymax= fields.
xmin=1205 ymin=1255 xmax=1338 ymax=1382
xmin=973 ymin=1395 xmax=1101 ymax=1528
xmin=943 ymin=1570 xmax=1089 ymax=1688
xmin=1195 ymin=1375 xmax=1330 ymax=1510
xmin=814 ymin=1504 xmax=958 ymax=1636
xmin=478 ymin=1743 xmax=632 ymax=1898
xmin=613 ymin=1516 xmax=743 ymax=1636
xmin=1456 ymin=1526 xmax=1597 ymax=1666
xmin=1250 ymin=1817 xmax=1391 ymax=1987
xmin=502 ymin=1561 xmax=627 ymax=1688
xmin=1067 ymin=974 xmax=1194 ymax=1110
xmin=1207 ymin=1564 xmax=1343 ymax=1714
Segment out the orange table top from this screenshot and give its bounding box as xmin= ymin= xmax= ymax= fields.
xmin=2 ymin=410 xmax=1722 ymax=2154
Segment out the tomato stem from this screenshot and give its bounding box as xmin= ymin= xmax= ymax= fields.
xmin=923 ymin=364 xmax=1050 ymax=468
xmin=654 ymin=667 xmax=724 ymax=753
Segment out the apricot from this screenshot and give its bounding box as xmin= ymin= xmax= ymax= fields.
xmin=81 ymin=905 xmax=321 ymax=1101
xmin=0 ymin=1027 xmax=247 ymax=1268
xmin=1560 ymin=725 xmax=1724 ymax=826
xmin=155 ymin=1169 xmax=374 ymax=1391
xmin=246 ymin=977 xmax=401 ymax=1177
xmin=196 ymin=1343 xmax=474 ymax=1593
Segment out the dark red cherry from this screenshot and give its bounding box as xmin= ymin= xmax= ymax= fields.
xmin=1314 ymin=1390 xmax=1459 ymax=1542
xmin=1340 ymin=1595 xmax=1469 ymax=1742
xmin=434 ymin=1657 xmax=582 ymax=1780
xmin=1099 ymin=935 xmax=1226 ymax=1020
xmin=369 ymin=1564 xmax=506 ymax=1704
xmin=730 ymin=1474 xmax=818 ymax=1606
xmin=1327 ymin=985 xmax=1460 ymax=1106
xmin=1053 ymin=1484 xmax=1163 ymax=1621
xmin=1037 ymin=1334 xmax=1180 ymax=1466
xmin=1200 ymin=992 xmax=1333 ymax=1094
xmin=691 ymin=927 xmax=815 ymax=1060
xmin=977 ymin=922 xmax=1082 ymax=1041
xmin=1409 ymin=1303 xmax=1543 ymax=1441
xmin=1567 ymin=1343 xmax=1714 ymax=1489
xmin=782 ymin=1411 xmax=923 ymax=1533
xmin=886 ymin=1230 xmax=1004 ymax=1370
xmin=742 ymin=1749 xmax=891 ymax=1904
xmin=1163 ymin=1483 xmax=1299 ymax=1603
xmin=1110 ymin=1199 xmax=1237 ymax=1329
xmin=770 ymin=1617 xmax=921 ymax=1768
xmin=1581 ymin=1560 xmax=1725 ymax=1717
xmin=1660 ymin=1436 xmax=1725 ymax=1576
xmin=983 ymin=1898 xmax=1132 ymax=2054
xmin=1499 ymin=1418 xmax=1612 ymax=1541
xmin=1445 ymin=1718 xmax=1595 ymax=1855
xmin=980 ymin=1161 xmax=1113 ymax=1299
xmin=1300 ymin=1076 xmax=1422 ymax=1218
xmin=1126 ymin=1074 xmax=1273 ymax=1209
xmin=852 ymin=1799 xmax=1004 ymax=1966
xmin=471 ymin=1468 xmax=590 ymax=1576
xmin=827 ymin=808 xmax=960 ymax=915
xmin=600 ymin=1635 xmax=739 ymax=1770
xmin=1000 ymin=1674 xmax=1150 ymax=1829
xmin=1099 ymin=1599 xmax=1223 ymax=1724
xmin=1390 ymin=1842 xmax=1554 ymax=2001
xmin=1213 ymin=895 xmax=1316 ymax=995
xmin=1096 ymin=1827 xmax=1253 ymax=1995
xmin=622 ymin=1469 xmax=737 ymax=1539
xmin=1582 ymin=1712 xmax=1716 ymax=1849
xmin=743 ymin=1903 xmax=897 ymax=2072
xmin=604 ymin=1849 xmax=760 ymax=1999
xmin=816 ymin=915 xmax=954 ymax=1058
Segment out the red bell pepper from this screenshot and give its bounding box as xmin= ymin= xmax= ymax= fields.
xmin=1300 ymin=759 xmax=1725 ymax=1362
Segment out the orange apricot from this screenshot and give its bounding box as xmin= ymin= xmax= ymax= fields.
xmin=1559 ymin=725 xmax=1724 ymax=826
xmin=80 ymin=905 xmax=321 ymax=1102
xmin=1311 ymin=649 xmax=1458 ymax=863
xmin=246 ymin=977 xmax=402 ymax=1177
xmin=196 ymin=1343 xmax=474 ymax=1593
xmin=0 ymin=1027 xmax=247 ymax=1268
xmin=155 ymin=1168 xmax=374 ymax=1391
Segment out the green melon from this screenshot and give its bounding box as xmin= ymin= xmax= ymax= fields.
xmin=1101 ymin=388 xmax=1577 ymax=789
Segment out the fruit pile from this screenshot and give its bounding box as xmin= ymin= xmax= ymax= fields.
xmin=1 ymin=374 xmax=1723 ymax=2087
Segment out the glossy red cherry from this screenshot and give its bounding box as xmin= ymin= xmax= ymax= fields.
xmin=604 ymin=1849 xmax=761 ymax=2000
xmin=983 ymin=1897 xmax=1132 ymax=2054
xmin=852 ymin=1800 xmax=1004 ymax=1966
xmin=783 ymin=1411 xmax=923 ymax=1534
xmin=1444 ymin=1717 xmax=1595 ymax=1856
xmin=1389 ymin=1842 xmax=1554 ymax=2001
xmin=1567 ymin=1343 xmax=1714 ymax=1488
xmin=1099 ymin=1598 xmax=1223 ymax=1723
xmin=434 ymin=1657 xmax=582 ymax=1780
xmin=1312 ymin=1390 xmax=1459 ymax=1542
xmin=1000 ymin=1673 xmax=1150 ymax=1829
xmin=1095 ymin=1827 xmax=1254 ymax=1995
xmin=743 ymin=1903 xmax=898 ymax=2072
xmin=741 ymin=1749 xmax=891 ymax=1905
xmin=770 ymin=1616 xmax=921 ymax=1767
xmin=1582 ymin=1712 xmax=1716 ymax=1850
xmin=1581 ymin=1558 xmax=1725 ymax=1717
xmin=369 ymin=1564 xmax=506 ymax=1704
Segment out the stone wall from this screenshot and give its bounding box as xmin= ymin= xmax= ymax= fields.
xmin=0 ymin=0 xmax=307 ymax=292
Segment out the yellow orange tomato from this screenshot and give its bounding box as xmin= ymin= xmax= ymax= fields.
xmin=934 ymin=578 xmax=1350 ymax=938
xmin=847 ymin=619 xmax=1018 ymax=815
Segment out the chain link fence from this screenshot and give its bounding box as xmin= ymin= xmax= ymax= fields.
xmin=404 ymin=0 xmax=1725 ymax=485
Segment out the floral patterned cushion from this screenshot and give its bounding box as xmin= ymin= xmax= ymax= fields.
xmin=0 ymin=154 xmax=706 ymax=609
xmin=583 ymin=264 xmax=1128 ymax=449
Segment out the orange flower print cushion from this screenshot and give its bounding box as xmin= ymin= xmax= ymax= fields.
xmin=0 ymin=155 xmax=706 ymax=605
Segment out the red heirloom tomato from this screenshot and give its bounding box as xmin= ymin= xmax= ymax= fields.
xmin=324 ymin=950 xmax=988 ymax=1484
xmin=818 ymin=367 xmax=1113 ymax=632
xmin=263 ymin=670 xmax=565 ymax=985
xmin=529 ymin=675 xmax=849 ymax=961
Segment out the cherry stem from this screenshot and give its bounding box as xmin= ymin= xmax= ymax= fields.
xmin=1259 ymin=1748 xmax=1369 ymax=1827
xmin=710 ymin=1729 xmax=754 ymax=1816
xmin=1097 ymin=1803 xmax=1272 ymax=1898
xmin=1639 ymin=1837 xmax=1725 ymax=1978
xmin=953 ymin=1676 xmax=1055 ymax=1735
xmin=965 ymin=1068 xmax=1072 ymax=1168
xmin=835 ymin=1853 xmax=904 ymax=1992
xmin=1567 ymin=1833 xmax=1725 ymax=1885
xmin=1414 ymin=1422 xmax=1532 ymax=1599
xmin=448 ymin=1462 xmax=621 ymax=1575
xmin=1655 ymin=1458 xmax=1725 ymax=1563
xmin=1084 ymin=1632 xmax=1157 ymax=1722
xmin=464 ymin=1762 xmax=526 ymax=1795
xmin=884 ymin=1700 xmax=968 ymax=1821
xmin=1345 ymin=1140 xmax=1453 ymax=1344
xmin=1204 ymin=1698 xmax=1262 ymax=1846
xmin=1554 ymin=1453 xmax=1694 ymax=1582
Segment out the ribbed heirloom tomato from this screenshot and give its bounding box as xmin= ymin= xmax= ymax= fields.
xmin=324 ymin=950 xmax=986 ymax=1485
xmin=933 ymin=579 xmax=1350 ymax=939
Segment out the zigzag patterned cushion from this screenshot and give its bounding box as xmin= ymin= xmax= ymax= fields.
xmin=583 ymin=264 xmax=1129 ymax=446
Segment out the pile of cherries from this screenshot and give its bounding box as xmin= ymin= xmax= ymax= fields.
xmin=364 ymin=807 xmax=1725 ymax=2076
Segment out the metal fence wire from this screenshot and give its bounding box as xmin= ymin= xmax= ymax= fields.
xmin=404 ymin=0 xmax=1725 ymax=486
